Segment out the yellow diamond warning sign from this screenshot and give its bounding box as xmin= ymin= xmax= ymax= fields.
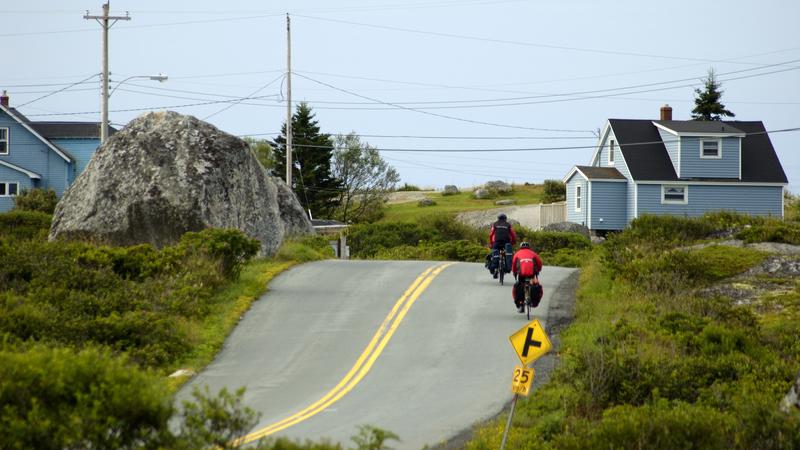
xmin=509 ymin=318 xmax=552 ymax=366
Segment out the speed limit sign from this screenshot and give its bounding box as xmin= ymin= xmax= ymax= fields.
xmin=511 ymin=366 xmax=535 ymax=397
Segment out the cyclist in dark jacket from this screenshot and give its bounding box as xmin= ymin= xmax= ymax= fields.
xmin=486 ymin=214 xmax=517 ymax=278
xmin=489 ymin=213 xmax=517 ymax=250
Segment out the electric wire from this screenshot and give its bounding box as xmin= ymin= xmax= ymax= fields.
xmin=203 ymin=74 xmax=285 ymax=120
xmin=15 ymin=73 xmax=100 ymax=108
xmin=294 ymin=73 xmax=595 ymax=133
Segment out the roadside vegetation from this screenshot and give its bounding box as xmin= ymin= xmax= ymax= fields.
xmin=466 ymin=212 xmax=800 ymax=449
xmin=0 ymin=208 xmax=347 ymax=449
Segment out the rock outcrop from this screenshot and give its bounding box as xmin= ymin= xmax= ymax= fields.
xmin=542 ymin=221 xmax=591 ymax=238
xmin=443 ymin=185 xmax=459 ymax=195
xmin=49 ymin=111 xmax=312 ymax=255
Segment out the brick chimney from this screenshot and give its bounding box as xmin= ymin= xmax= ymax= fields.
xmin=0 ymin=90 xmax=8 ymax=107
xmin=660 ymin=104 xmax=672 ymax=121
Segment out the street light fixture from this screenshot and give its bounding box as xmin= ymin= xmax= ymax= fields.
xmin=102 ymin=73 xmax=168 ymax=143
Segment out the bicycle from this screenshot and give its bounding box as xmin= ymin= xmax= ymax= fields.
xmin=522 ymin=274 xmax=541 ymax=320
xmin=497 ymin=248 xmax=507 ymax=285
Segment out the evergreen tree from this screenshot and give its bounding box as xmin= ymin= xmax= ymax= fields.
xmin=271 ymin=103 xmax=342 ymax=218
xmin=691 ymin=69 xmax=735 ymax=121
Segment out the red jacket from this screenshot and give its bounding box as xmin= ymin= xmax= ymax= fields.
xmin=511 ymin=248 xmax=542 ymax=277
xmin=489 ymin=222 xmax=517 ymax=247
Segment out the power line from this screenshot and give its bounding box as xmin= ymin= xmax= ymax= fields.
xmin=295 ymin=14 xmax=800 ymax=66
xmin=15 ymin=73 xmax=100 ymax=108
xmin=241 ymin=132 xmax=598 ymax=140
xmin=294 ymin=73 xmax=595 ymax=134
xmin=203 ymin=74 xmax=285 ymax=119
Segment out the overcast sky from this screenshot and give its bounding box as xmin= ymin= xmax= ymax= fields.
xmin=3 ymin=0 xmax=799 ymax=192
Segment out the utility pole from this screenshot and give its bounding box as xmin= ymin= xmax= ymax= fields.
xmin=285 ymin=13 xmax=293 ymax=186
xmin=84 ymin=2 xmax=130 ymax=144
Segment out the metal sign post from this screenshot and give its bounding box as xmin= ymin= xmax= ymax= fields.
xmin=501 ymin=319 xmax=552 ymax=449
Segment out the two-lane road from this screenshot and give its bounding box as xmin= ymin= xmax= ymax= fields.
xmin=178 ymin=260 xmax=576 ymax=449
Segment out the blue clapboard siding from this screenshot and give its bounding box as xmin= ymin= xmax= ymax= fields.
xmin=680 ymin=136 xmax=740 ymax=179
xmin=566 ymin=174 xmax=588 ymax=227
xmin=637 ymin=183 xmax=782 ymax=218
xmin=589 ymin=181 xmax=627 ymax=230
xmin=0 ymin=165 xmax=36 ymax=212
xmin=658 ymin=128 xmax=680 ymax=176
xmin=51 ymin=138 xmax=99 ymax=182
xmin=0 ymin=110 xmax=72 ymax=197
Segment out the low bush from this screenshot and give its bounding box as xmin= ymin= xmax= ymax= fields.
xmin=375 ymin=240 xmax=486 ymax=262
xmin=540 ymin=248 xmax=592 ymax=268
xmin=736 ymin=223 xmax=800 ymax=245
xmin=0 ymin=210 xmax=52 ymax=240
xmin=276 ymin=235 xmax=335 ymax=262
xmin=518 ymin=230 xmax=591 ymax=254
xmin=178 ymin=228 xmax=260 ymax=278
xmin=542 ymin=179 xmax=566 ymax=203
xmin=348 ymin=222 xmax=439 ymax=258
xmin=395 ymin=183 xmax=421 ymax=191
xmin=12 ymin=188 xmax=58 ymax=214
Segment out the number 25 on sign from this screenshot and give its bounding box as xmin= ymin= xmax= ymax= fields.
xmin=511 ymin=366 xmax=534 ymax=396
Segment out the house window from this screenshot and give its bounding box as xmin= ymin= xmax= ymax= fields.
xmin=0 ymin=182 xmax=19 ymax=197
xmin=661 ymin=185 xmax=688 ymax=204
xmin=0 ymin=128 xmax=8 ymax=155
xmin=575 ymin=185 xmax=582 ymax=211
xmin=609 ymin=139 xmax=615 ymax=164
xmin=700 ymin=139 xmax=721 ymax=158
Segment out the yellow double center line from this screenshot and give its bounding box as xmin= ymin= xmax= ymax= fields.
xmin=236 ymin=262 xmax=455 ymax=446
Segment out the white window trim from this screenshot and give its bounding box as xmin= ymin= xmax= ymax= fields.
xmin=608 ymin=139 xmax=615 ymax=165
xmin=661 ymin=184 xmax=688 ymax=205
xmin=575 ymin=184 xmax=582 ymax=212
xmin=0 ymin=127 xmax=8 ymax=155
xmin=0 ymin=182 xmax=20 ymax=197
xmin=700 ymin=138 xmax=722 ymax=159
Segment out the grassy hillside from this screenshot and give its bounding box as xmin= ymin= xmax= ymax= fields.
xmin=466 ymin=213 xmax=800 ymax=449
xmin=381 ymin=183 xmax=545 ymax=223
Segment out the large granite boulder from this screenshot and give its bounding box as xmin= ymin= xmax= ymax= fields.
xmin=49 ymin=111 xmax=312 ymax=255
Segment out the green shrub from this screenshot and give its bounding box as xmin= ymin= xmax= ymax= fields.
xmin=518 ymin=230 xmax=591 ymax=253
xmin=627 ymin=214 xmax=716 ymax=244
xmin=348 ymin=222 xmax=439 ymax=258
xmin=178 ymin=228 xmax=260 ymax=278
xmin=12 ymin=188 xmax=58 ymax=214
xmin=540 ymin=248 xmax=592 ymax=268
xmin=553 ymin=400 xmax=735 ymax=450
xmin=786 ymin=192 xmax=800 ymax=222
xmin=0 ymin=345 xmax=172 ymax=450
xmin=375 ymin=240 xmax=487 ymax=262
xmin=276 ymin=235 xmax=335 ymax=262
xmin=543 ymin=179 xmax=566 ymax=203
xmin=395 ymin=183 xmax=421 ymax=191
xmin=0 ymin=210 xmax=52 ymax=240
xmin=736 ymin=223 xmax=800 ymax=245
xmin=417 ymin=213 xmax=483 ymax=243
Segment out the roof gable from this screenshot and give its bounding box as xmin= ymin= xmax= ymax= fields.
xmin=608 ymin=119 xmax=677 ymax=181
xmin=0 ymin=105 xmax=73 ymax=163
xmin=653 ymin=120 xmax=745 ymax=136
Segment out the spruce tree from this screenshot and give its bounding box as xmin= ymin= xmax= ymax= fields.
xmin=272 ymin=103 xmax=342 ymax=218
xmin=691 ymin=69 xmax=735 ymax=121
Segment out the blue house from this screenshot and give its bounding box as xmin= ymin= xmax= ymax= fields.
xmin=0 ymin=91 xmax=108 ymax=212
xmin=562 ymin=106 xmax=788 ymax=232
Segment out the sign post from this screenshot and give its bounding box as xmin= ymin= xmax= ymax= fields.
xmin=500 ymin=319 xmax=552 ymax=450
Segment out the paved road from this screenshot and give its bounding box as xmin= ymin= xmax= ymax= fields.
xmin=177 ymin=260 xmax=577 ymax=449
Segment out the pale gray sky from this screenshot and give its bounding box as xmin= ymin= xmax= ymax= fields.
xmin=3 ymin=0 xmax=799 ymax=192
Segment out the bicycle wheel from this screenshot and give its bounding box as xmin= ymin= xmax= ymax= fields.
xmin=525 ymin=284 xmax=532 ymax=320
xmin=498 ymin=252 xmax=505 ymax=285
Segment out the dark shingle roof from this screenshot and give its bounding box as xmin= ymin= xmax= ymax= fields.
xmin=608 ymin=119 xmax=787 ymax=183
xmin=575 ymin=166 xmax=626 ymax=180
xmin=653 ymin=120 xmax=744 ymax=135
xmin=30 ymin=122 xmax=105 ymax=138
xmin=609 ymin=119 xmax=677 ymax=181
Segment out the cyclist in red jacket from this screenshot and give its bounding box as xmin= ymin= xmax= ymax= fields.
xmin=511 ymin=242 xmax=543 ymax=313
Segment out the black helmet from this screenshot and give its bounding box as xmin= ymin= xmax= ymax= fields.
xmin=498 ymin=213 xmax=507 ymax=221
xmin=520 ymin=242 xmax=530 ymax=249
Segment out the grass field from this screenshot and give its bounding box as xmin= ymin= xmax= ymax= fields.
xmin=380 ymin=183 xmax=545 ymax=222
